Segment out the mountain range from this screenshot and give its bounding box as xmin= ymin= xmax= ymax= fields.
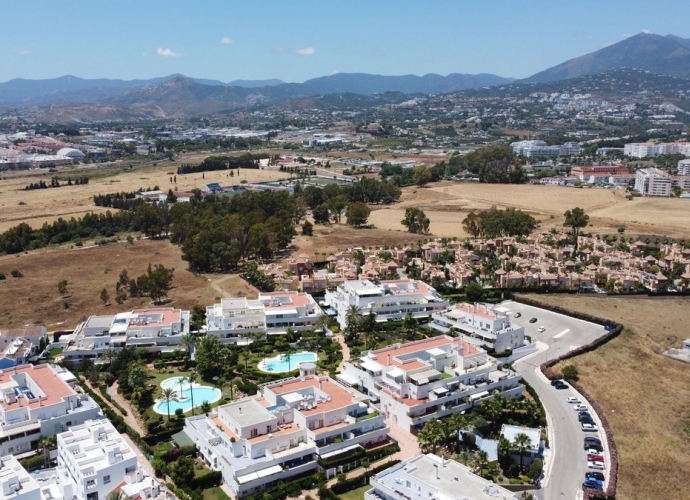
xmin=3 ymin=31 xmax=690 ymax=121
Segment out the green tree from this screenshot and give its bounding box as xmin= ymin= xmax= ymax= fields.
xmin=527 ymin=458 xmax=543 ymax=481
xmin=465 ymin=282 xmax=484 ymax=302
xmin=301 ymin=220 xmax=314 ymax=236
xmin=57 ymin=279 xmax=68 ymax=296
xmin=563 ymin=207 xmax=589 ymax=250
xmin=462 ymin=212 xmax=481 ymax=238
xmin=418 ymin=418 xmax=444 ymax=454
xmin=312 ymin=204 xmax=330 ymax=224
xmin=345 ymin=305 xmax=363 ymax=337
xmin=180 ymin=334 xmax=197 ymax=363
xmin=473 ymin=449 xmax=490 ymax=474
xmin=513 ymin=432 xmax=532 ymax=470
xmin=128 ymin=364 xmax=148 ymax=390
xmin=169 ymin=455 xmax=195 ymax=485
xmin=562 ymin=364 xmax=579 ymax=381
xmin=413 ymin=166 xmax=432 ymax=187
xmin=161 ymin=387 xmax=176 ymax=421
xmin=145 ymin=264 xmax=175 ymax=303
xmin=401 ymin=207 xmax=430 ymax=234
xmin=187 ymin=372 xmax=198 ymax=415
xmin=345 ymin=202 xmax=371 ymax=227
xmin=99 ymin=288 xmax=109 ymax=306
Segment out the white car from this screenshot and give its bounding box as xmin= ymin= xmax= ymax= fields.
xmin=582 ymin=423 xmax=598 ymax=432
xmin=538 ymin=326 xmax=546 ymax=332
xmin=573 ymin=404 xmax=588 ymax=412
xmin=587 ymin=461 xmax=605 ymax=470
xmin=567 ymin=396 xmax=580 ymax=404
xmin=586 ymin=448 xmax=602 ymax=455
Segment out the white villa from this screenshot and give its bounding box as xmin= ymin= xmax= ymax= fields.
xmin=338 ymin=336 xmax=523 ymax=431
xmin=430 ymin=303 xmax=526 ymax=353
xmin=0 ymin=364 xmax=102 ymax=456
xmin=204 ymin=291 xmax=323 ymax=342
xmin=184 ymin=371 xmax=388 ymax=498
xmin=62 ymin=308 xmax=190 ymax=360
xmin=324 ymin=279 xmax=449 ymax=329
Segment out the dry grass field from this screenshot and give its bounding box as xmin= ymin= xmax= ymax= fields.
xmin=0 ymin=239 xmax=254 ymax=330
xmin=533 ymin=295 xmax=690 ymax=500
xmin=0 ymin=158 xmax=289 ymax=233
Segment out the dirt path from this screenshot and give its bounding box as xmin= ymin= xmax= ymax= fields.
xmin=110 ymin=381 xmax=148 ymax=436
xmin=83 ymin=378 xmax=147 ymax=436
xmin=335 ymin=334 xmax=350 ymax=372
xmin=210 ymin=275 xmax=234 ymax=298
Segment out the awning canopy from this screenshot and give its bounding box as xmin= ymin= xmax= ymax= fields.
xmin=171 ymin=430 xmax=194 ymax=448
xmin=237 ymin=464 xmax=283 ymax=484
xmin=432 ymin=387 xmax=449 ymax=396
xmin=387 ymin=367 xmax=405 ymax=379
xmin=320 ymin=444 xmax=362 ymax=460
xmin=360 ymin=359 xmax=382 ymax=373
xmin=337 ymin=372 xmax=360 ymax=386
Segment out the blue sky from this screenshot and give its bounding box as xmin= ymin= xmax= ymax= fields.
xmin=2 ymin=0 xmax=689 ymax=83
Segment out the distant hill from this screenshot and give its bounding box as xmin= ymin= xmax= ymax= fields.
xmin=227 ymin=78 xmax=285 ymax=88
xmin=304 ymin=72 xmax=513 ymax=94
xmin=525 ymin=33 xmax=690 ymax=83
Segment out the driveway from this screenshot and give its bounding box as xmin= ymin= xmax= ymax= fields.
xmin=501 ymin=300 xmax=609 ymax=500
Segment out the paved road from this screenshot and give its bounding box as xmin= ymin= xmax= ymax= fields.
xmin=501 ymin=301 xmax=609 ymax=500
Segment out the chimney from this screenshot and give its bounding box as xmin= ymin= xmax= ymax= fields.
xmin=387 ymin=354 xmax=391 ymax=364
xmin=433 ymin=463 xmax=439 ymax=479
xmin=238 ymin=407 xmax=242 ymax=414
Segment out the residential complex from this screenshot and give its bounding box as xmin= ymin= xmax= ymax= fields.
xmin=0 ymin=455 xmax=42 ymax=500
xmin=204 ymin=291 xmax=323 ymax=341
xmin=49 ymin=419 xmax=166 ymax=500
xmin=338 ymin=336 xmax=523 ymax=431
xmin=185 ymin=372 xmax=388 ymax=498
xmin=366 ymin=453 xmax=518 ymax=500
xmin=0 ymin=364 xmax=101 ymax=456
xmin=635 ymin=167 xmax=673 ymax=197
xmin=500 ymin=424 xmax=543 ymax=466
xmin=62 ymin=308 xmax=190 ymax=360
xmin=624 ymin=141 xmax=690 ymax=158
xmin=430 ymin=303 xmax=526 ymax=353
xmin=324 ymin=279 xmax=449 ymax=330
xmin=510 ymin=140 xmax=560 ymax=157
xmin=0 ymin=326 xmax=47 ymax=369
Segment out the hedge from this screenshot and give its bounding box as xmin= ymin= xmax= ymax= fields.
xmin=99 ymin=386 xmax=128 ymax=416
xmin=514 ymin=296 xmax=620 ymax=500
xmin=330 ymin=460 xmax=401 ymax=495
xmin=243 ymin=471 xmax=326 ymax=500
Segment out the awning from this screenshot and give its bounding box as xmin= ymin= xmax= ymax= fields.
xmin=387 ymin=367 xmax=405 ymax=379
xmin=469 ymin=390 xmax=490 ymax=402
xmin=172 ymin=430 xmax=194 ymax=448
xmin=360 ymin=359 xmax=381 ymax=373
xmin=432 ymin=387 xmax=448 ymax=396
xmin=336 ymin=372 xmax=360 ymax=386
xmin=236 ymin=464 xmax=283 ymax=484
xmin=0 ymin=421 xmax=41 ymax=438
xmin=320 ymin=444 xmax=362 ymax=460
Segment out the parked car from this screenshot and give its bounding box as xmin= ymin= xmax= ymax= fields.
xmin=580 ymin=417 xmax=595 ymax=426
xmin=585 ymin=447 xmax=602 ymax=455
xmin=567 ymin=396 xmax=581 ymax=404
xmin=587 ymin=461 xmax=605 ymax=470
xmin=554 ymin=381 xmax=569 ymax=390
xmin=584 ymin=437 xmax=602 ymax=447
xmin=583 ymin=478 xmax=603 ymax=490
xmin=573 ymin=404 xmax=588 ymax=411
xmin=586 ymin=471 xmax=605 ymax=482
xmin=538 ymin=326 xmax=546 ymax=332
xmin=529 ymin=317 xmax=538 ymax=323
xmin=582 ymin=423 xmax=598 ymax=431
xmin=587 ymin=454 xmax=604 ymax=462
xmin=514 ymin=312 xmax=522 ymax=318
xmin=551 ymin=379 xmax=563 ymax=386
xmin=579 ymin=414 xmax=595 ymax=424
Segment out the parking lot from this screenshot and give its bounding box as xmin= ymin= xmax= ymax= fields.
xmin=499 ymin=301 xmax=609 ymax=500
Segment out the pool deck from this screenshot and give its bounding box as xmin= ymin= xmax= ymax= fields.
xmin=257 ymin=352 xmax=318 ymax=374
xmin=153 ymin=376 xmax=222 ymax=415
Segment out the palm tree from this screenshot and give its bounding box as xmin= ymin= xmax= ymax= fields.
xmin=417 ymin=418 xmax=444 ymax=454
xmin=513 ymin=432 xmax=532 ymax=470
xmin=106 ymin=492 xmax=124 ymax=500
xmin=177 ymin=376 xmax=188 ymax=403
xmin=187 ymin=373 xmax=198 ymax=415
xmin=345 ymin=305 xmax=362 ymax=336
xmin=161 ymin=387 xmax=176 ymax=421
xmin=101 ymin=347 xmax=116 ymax=368
xmin=473 ymin=450 xmax=489 ymax=474
xmin=449 ymin=412 xmax=467 ymax=453
xmin=497 ymin=436 xmax=513 ymax=461
xmin=457 ymin=450 xmax=473 ymax=465
xmin=181 ymin=334 xmax=196 ymax=363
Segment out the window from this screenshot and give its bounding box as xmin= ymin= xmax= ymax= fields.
xmin=103 ymin=475 xmax=110 ymax=484
xmin=250 ymin=428 xmax=258 ymax=438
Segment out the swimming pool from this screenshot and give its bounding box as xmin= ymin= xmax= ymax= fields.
xmin=153 ymin=376 xmax=222 ymax=415
xmin=257 ymin=352 xmax=318 ymax=373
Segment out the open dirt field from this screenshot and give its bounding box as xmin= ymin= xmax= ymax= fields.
xmin=0 ymin=239 xmax=253 ymax=330
xmin=0 ymin=157 xmax=290 ymax=233
xmin=532 ymin=295 xmax=690 ymax=500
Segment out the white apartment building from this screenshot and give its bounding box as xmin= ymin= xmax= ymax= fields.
xmin=430 ymin=303 xmax=525 ymax=353
xmin=50 ymin=419 xmax=165 ymax=500
xmin=324 ymin=279 xmax=449 ymax=330
xmin=510 ymin=140 xmax=560 ymax=157
xmin=0 ymin=364 xmax=101 ymax=456
xmin=63 ymin=308 xmax=190 ymax=360
xmin=559 ymin=141 xmax=582 ymax=156
xmin=0 ymin=455 xmax=41 ymax=500
xmin=185 ymin=372 xmax=387 ymax=498
xmin=366 ymin=453 xmax=518 ymax=500
xmin=624 ymin=143 xmax=659 ymax=158
xmin=338 ymin=336 xmax=523 ymax=431
xmin=635 ymin=167 xmax=673 ymax=197
xmin=678 ymin=159 xmax=690 ymax=175
xmin=205 ymin=291 xmax=323 ymax=342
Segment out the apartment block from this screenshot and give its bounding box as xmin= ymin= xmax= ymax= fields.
xmin=338 ymin=336 xmax=523 ymax=431
xmin=50 ymin=419 xmax=165 ymax=500
xmin=510 ymin=140 xmax=560 ymax=157
xmin=324 ymin=279 xmax=449 ymax=330
xmin=63 ymin=308 xmax=190 ymax=360
xmin=205 ymin=291 xmax=323 ymax=342
xmin=366 ymin=453 xmax=517 ymax=500
xmin=430 ymin=303 xmax=525 ymax=353
xmin=0 ymin=364 xmax=102 ymax=456
xmin=184 ymin=373 xmax=388 ymax=498
xmin=0 ymin=454 xmax=41 ymax=500
xmin=678 ymin=159 xmax=690 ymax=176
xmin=635 ymin=167 xmax=672 ymax=197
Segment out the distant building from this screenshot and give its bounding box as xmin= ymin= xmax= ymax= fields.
xmin=510 ymin=140 xmax=560 ymax=157
xmin=679 ymin=159 xmax=690 ymax=176
xmin=0 ymin=454 xmax=41 ymax=500
xmin=625 ymin=143 xmax=659 ymax=158
xmin=366 ymin=453 xmax=518 ymax=500
xmin=570 ymin=164 xmax=628 ymax=179
xmin=635 ymin=168 xmax=672 ymax=197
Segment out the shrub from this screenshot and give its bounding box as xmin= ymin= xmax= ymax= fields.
xmin=0 ymin=272 xmax=5 ymax=280
xmin=10 ymin=269 xmax=23 ymax=278
xmin=562 ymin=364 xmax=579 ymax=381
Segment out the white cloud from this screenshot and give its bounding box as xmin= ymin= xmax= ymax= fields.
xmin=642 ymin=28 xmax=651 ymax=34
xmin=157 ymin=47 xmax=184 ymax=58
xmin=295 ymin=47 xmax=315 ymax=56
xmin=221 ymin=37 xmax=234 ymax=45
xmin=19 ymin=49 xmax=31 ymax=56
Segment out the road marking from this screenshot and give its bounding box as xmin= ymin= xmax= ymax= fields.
xmin=553 ymin=328 xmax=570 ymax=339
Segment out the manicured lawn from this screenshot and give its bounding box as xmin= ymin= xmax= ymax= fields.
xmin=50 ymin=347 xmax=63 ymax=357
xmin=150 ymin=369 xmax=194 ymax=392
xmin=194 ymin=458 xmax=212 ymax=478
xmin=154 ymin=441 xmax=174 ymax=456
xmin=339 ymin=485 xmax=373 ymax=500
xmin=202 ymin=487 xmax=230 ymax=500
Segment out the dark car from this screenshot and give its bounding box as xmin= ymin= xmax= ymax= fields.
xmin=529 ymin=317 xmax=538 ymax=323
xmin=553 ymin=381 xmax=568 ymax=390
xmin=583 ymin=478 xmax=603 ymax=490
xmin=550 ymin=379 xmax=563 ymax=386
xmin=584 ymin=437 xmax=602 ymax=449
xmin=579 ymin=414 xmax=595 ymax=424
xmin=586 ymin=471 xmax=605 ymax=482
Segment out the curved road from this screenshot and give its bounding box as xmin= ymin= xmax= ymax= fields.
xmin=503 ymin=301 xmax=608 ymax=500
